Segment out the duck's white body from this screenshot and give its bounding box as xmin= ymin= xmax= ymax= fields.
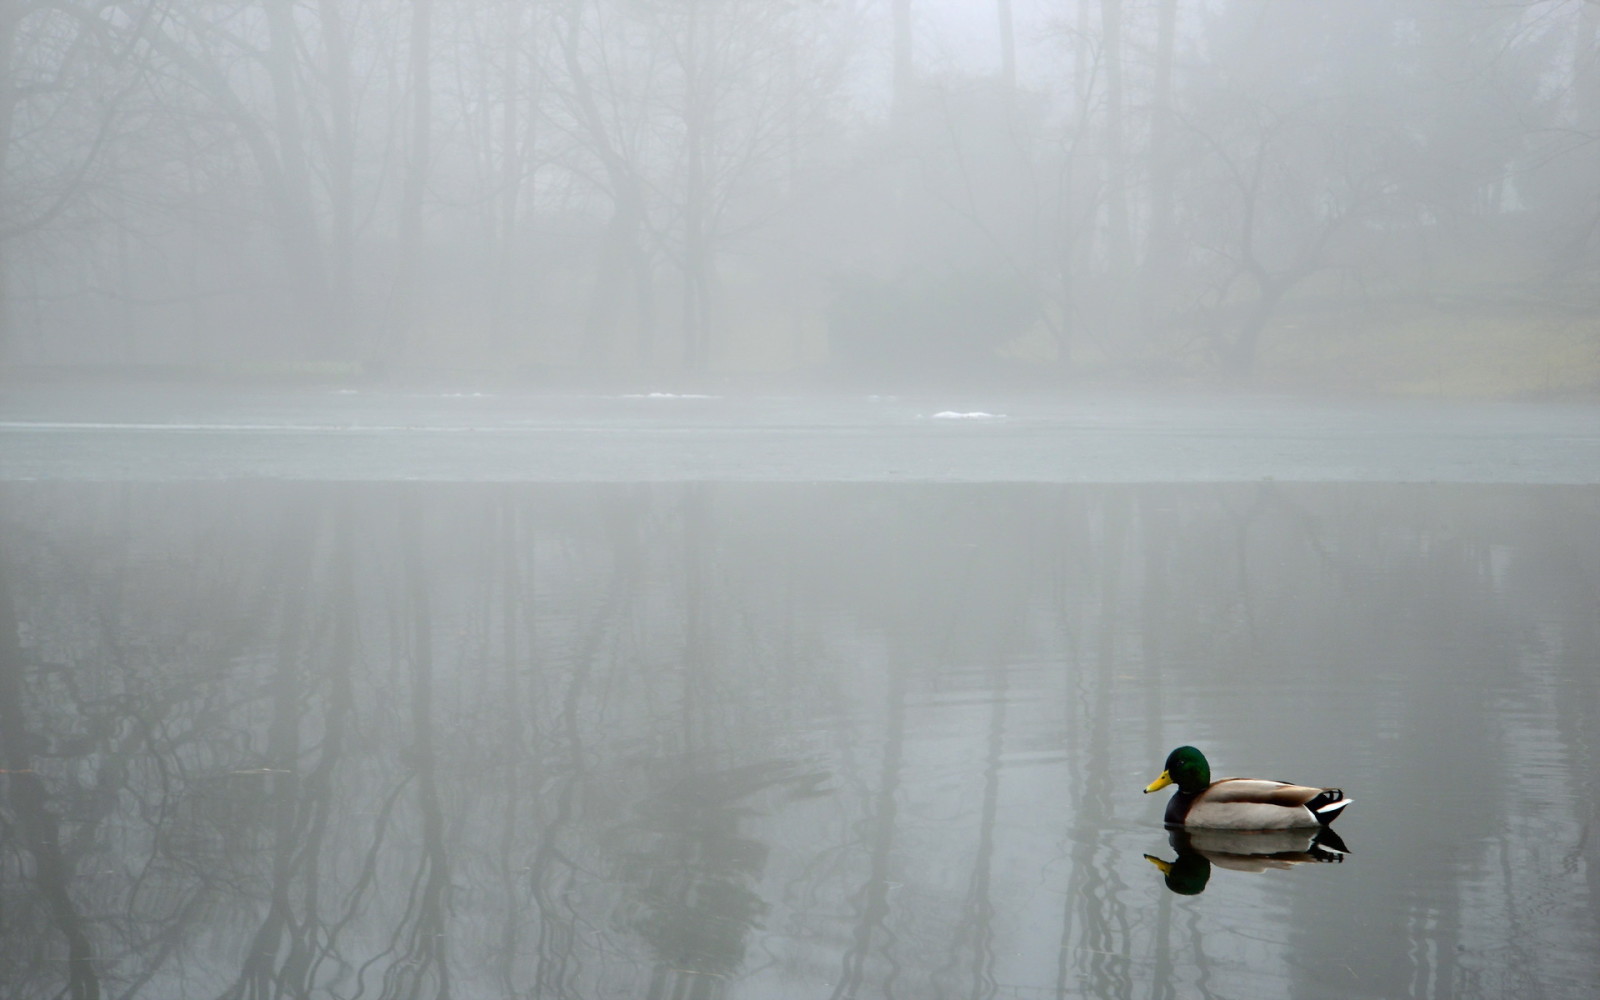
xmin=1170 ymin=778 xmax=1352 ymax=830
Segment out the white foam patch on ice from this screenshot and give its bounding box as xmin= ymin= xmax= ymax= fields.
xmin=620 ymin=392 xmax=718 ymax=400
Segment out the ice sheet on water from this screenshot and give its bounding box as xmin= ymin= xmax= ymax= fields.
xmin=2 ymin=387 xmax=1596 ymax=483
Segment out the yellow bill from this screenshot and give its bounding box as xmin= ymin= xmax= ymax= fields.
xmin=1144 ymin=771 xmax=1173 ymax=794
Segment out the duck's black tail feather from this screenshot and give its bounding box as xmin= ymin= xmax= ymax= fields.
xmin=1308 ymin=788 xmax=1351 ymax=825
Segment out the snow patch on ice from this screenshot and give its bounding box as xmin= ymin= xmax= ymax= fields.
xmin=620 ymin=392 xmax=718 ymax=400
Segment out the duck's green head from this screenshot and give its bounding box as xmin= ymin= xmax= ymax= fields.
xmin=1144 ymin=745 xmax=1210 ymax=795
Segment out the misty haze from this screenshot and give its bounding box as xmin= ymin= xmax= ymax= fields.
xmin=1 ymin=2 xmax=1599 ymax=999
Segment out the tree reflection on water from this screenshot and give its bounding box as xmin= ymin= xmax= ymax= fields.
xmin=0 ymin=482 xmax=1596 ymax=999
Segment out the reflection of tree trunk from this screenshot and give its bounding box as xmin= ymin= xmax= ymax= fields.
xmin=681 ymin=486 xmax=710 ymax=753
xmin=397 ymin=494 xmax=453 ymax=999
xmin=233 ymin=500 xmax=316 ymax=999
xmin=1149 ymin=879 xmax=1177 ymax=992
xmin=294 ymin=497 xmax=360 ymax=989
xmin=1550 ymin=502 xmax=1600 ymax=935
xmin=1056 ymin=493 xmax=1127 ymax=994
xmin=635 ymin=486 xmax=727 ymax=1000
xmin=492 ymin=494 xmax=535 ymax=996
xmin=829 ymin=651 xmax=907 ymax=1000
xmin=528 ymin=488 xmax=642 ymax=995
xmin=223 ymin=498 xmax=371 ymax=997
xmin=0 ymin=526 xmax=101 ymax=998
xmin=1137 ymin=489 xmax=1170 ymax=767
xmin=937 ymin=658 xmax=1006 ymax=996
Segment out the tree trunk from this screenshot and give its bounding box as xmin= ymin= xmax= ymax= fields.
xmin=1222 ymin=279 xmax=1286 ymax=378
xmin=1052 ymin=0 xmax=1101 ymax=370
xmin=493 ymin=2 xmax=528 ymax=345
xmin=680 ymin=0 xmax=713 ymax=372
xmin=1142 ymin=0 xmax=1179 ymax=339
xmin=996 ymin=0 xmax=1016 ymax=91
xmin=1571 ymin=2 xmax=1600 ymax=267
xmin=386 ymin=0 xmax=434 ymax=371
xmin=563 ymin=0 xmax=654 ymax=368
xmin=317 ymin=0 xmax=356 ymax=345
xmin=0 ymin=0 xmax=17 ymax=362
xmin=262 ymin=0 xmax=331 ymax=352
xmin=583 ymin=193 xmax=645 ymax=366
xmin=892 ymin=0 xmax=913 ymax=115
xmin=1098 ymin=0 xmax=1134 ymax=340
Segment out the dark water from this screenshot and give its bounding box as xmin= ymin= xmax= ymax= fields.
xmin=2 ymin=480 xmax=1597 ymax=999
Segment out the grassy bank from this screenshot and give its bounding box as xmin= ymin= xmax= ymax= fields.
xmin=1251 ymin=297 xmax=1600 ymax=399
xmin=5 ymin=302 xmax=1597 ymax=401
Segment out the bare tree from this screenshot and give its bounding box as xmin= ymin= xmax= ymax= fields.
xmin=0 ymin=0 xmax=152 ymax=365
xmin=549 ymin=0 xmax=849 ymax=373
xmin=382 ymin=0 xmax=434 ymax=369
xmin=1095 ymin=0 xmax=1133 ymax=338
xmin=553 ymin=0 xmax=658 ymax=367
xmin=995 ymin=0 xmax=1016 ymax=91
xmin=131 ymin=1 xmax=370 ymax=360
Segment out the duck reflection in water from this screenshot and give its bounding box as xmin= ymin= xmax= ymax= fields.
xmin=1144 ymin=827 xmax=1351 ymax=895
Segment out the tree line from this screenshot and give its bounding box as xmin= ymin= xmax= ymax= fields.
xmin=1 ymin=0 xmax=1596 ymax=383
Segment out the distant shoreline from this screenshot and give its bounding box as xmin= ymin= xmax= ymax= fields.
xmin=4 ymin=358 xmax=1595 ymax=404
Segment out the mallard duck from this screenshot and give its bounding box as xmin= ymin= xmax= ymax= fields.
xmin=1143 ymin=746 xmax=1351 ymax=829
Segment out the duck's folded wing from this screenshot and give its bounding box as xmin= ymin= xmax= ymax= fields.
xmin=1205 ymin=779 xmax=1330 ymax=807
xmin=1179 ymin=779 xmax=1339 ymax=829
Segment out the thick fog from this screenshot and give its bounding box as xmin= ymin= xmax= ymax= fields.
xmin=6 ymin=9 xmax=1600 ymax=998
xmin=1 ymin=1 xmax=1597 ymax=389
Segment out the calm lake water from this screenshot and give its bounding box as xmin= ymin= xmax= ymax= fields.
xmin=1 ymin=392 xmax=1598 ymax=999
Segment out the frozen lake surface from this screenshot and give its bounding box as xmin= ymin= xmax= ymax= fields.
xmin=1 ymin=384 xmax=1597 ymax=481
